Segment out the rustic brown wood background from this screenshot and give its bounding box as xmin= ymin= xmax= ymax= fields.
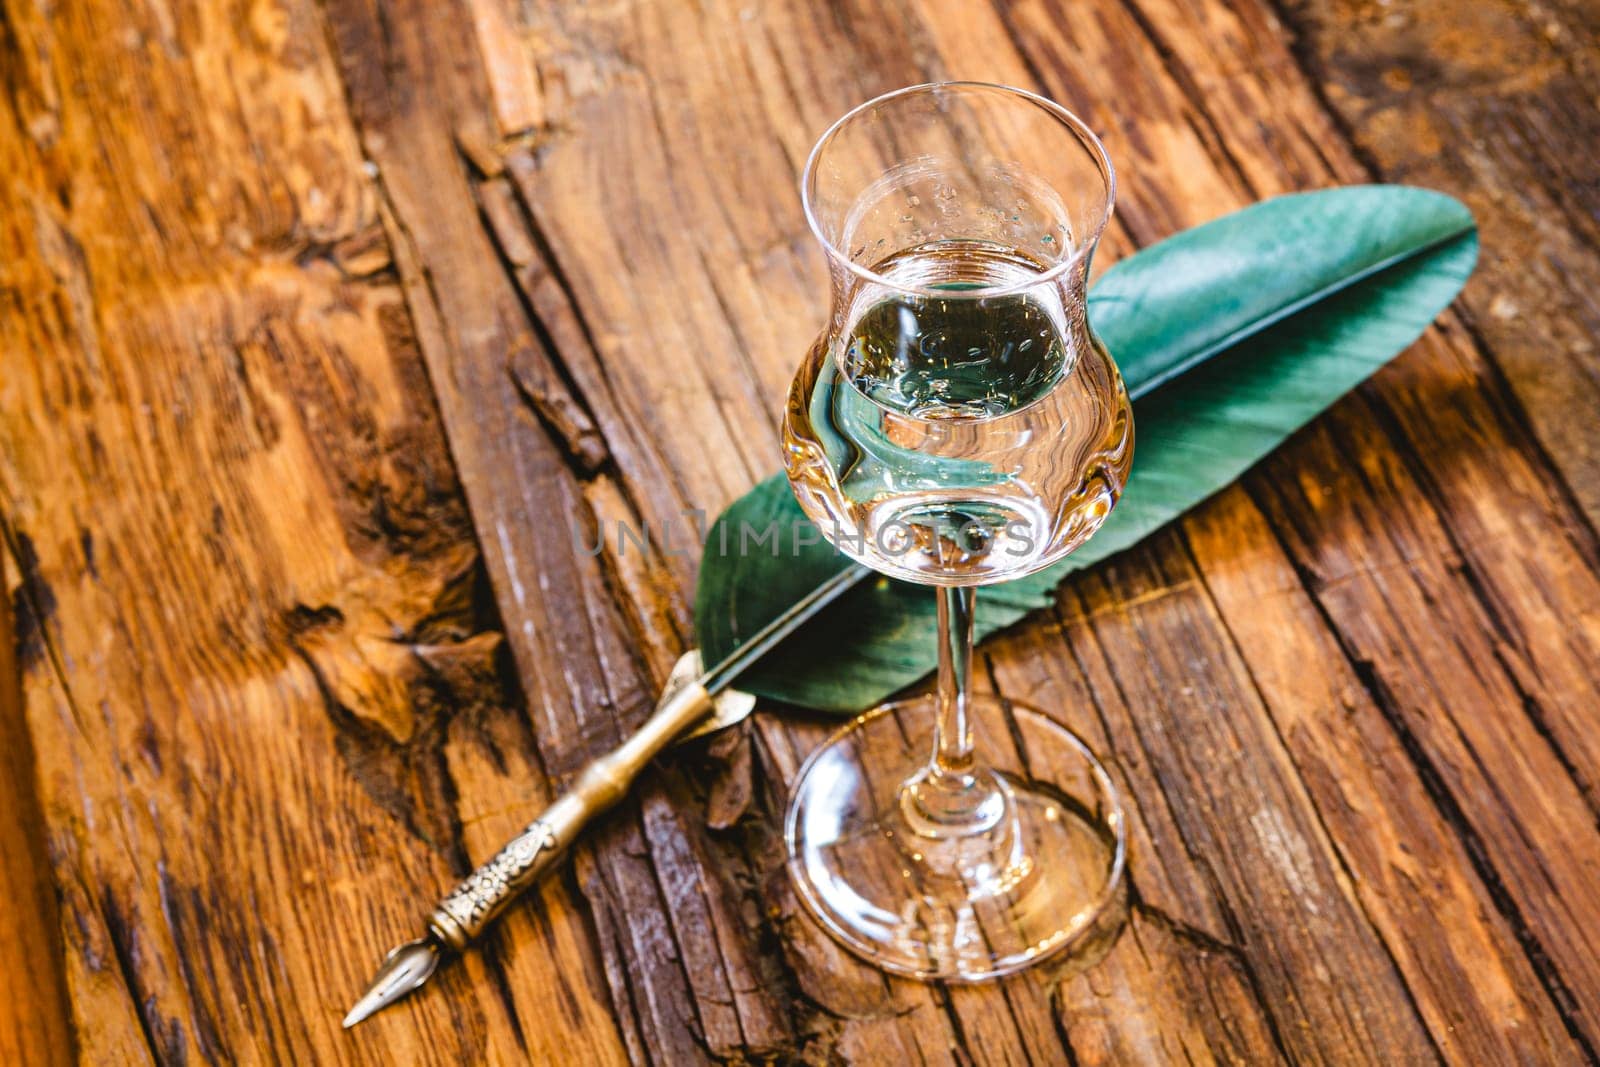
xmin=3 ymin=0 xmax=1599 ymax=1062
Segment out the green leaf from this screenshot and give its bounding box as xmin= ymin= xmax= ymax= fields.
xmin=695 ymin=186 xmax=1478 ymax=711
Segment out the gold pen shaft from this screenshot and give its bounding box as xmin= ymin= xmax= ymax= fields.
xmin=428 ymin=680 xmax=713 ymax=948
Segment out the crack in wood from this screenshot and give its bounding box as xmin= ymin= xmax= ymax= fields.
xmin=4 ymin=527 xmax=56 ymax=679
xmin=1175 ymin=529 xmax=1451 ymax=1066
xmin=1446 ymin=309 xmax=1600 ymax=573
xmin=0 ymin=543 xmax=76 ymax=1066
xmin=474 ymin=172 xmax=612 ymax=479
xmin=474 ymin=935 xmax=532 ymax=1054
xmin=98 ymin=893 xmax=169 ymax=1064
xmin=1051 ymin=551 xmax=1442 ymax=1060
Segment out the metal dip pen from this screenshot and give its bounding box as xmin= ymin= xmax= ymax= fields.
xmin=344 ymin=563 xmax=870 ymax=1028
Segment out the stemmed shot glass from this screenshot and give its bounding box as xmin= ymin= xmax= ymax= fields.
xmin=782 ymin=82 xmax=1134 ymax=979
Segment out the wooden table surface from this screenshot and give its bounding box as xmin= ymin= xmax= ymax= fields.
xmin=4 ymin=0 xmax=1599 ymax=1062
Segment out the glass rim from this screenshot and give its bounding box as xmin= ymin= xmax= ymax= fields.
xmin=800 ymin=81 xmax=1117 ymax=300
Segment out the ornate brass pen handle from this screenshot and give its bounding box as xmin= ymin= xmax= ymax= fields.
xmin=429 ymin=803 xmax=569 ymax=948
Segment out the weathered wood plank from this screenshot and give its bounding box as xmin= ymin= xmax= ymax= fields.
xmin=0 ymin=0 xmax=629 ymax=1060
xmin=998 ymin=0 xmax=1600 ymax=1055
xmin=0 ymin=541 xmax=75 ymax=1064
xmin=1054 ymin=0 xmax=1600 ymax=1045
xmin=1278 ymin=0 xmax=1600 ymax=534
xmin=983 ymin=621 xmax=1295 ymax=1067
xmin=1068 ymin=544 xmax=1438 ymax=1062
xmin=1182 ymin=491 xmax=1586 ymax=1061
xmin=320 ymin=0 xmax=811 ymax=1059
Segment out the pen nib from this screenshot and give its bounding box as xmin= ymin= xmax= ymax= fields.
xmin=344 ymin=936 xmax=442 ymax=1028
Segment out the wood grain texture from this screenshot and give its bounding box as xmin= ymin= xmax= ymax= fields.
xmin=1279 ymin=0 xmax=1600 ymax=530
xmin=1 ymin=0 xmax=1597 ymax=1062
xmin=0 ymin=543 xmax=75 ymax=1064
xmin=0 ymin=0 xmax=627 ymax=1061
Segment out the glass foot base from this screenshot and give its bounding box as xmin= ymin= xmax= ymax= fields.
xmin=785 ymin=696 xmax=1126 ymax=981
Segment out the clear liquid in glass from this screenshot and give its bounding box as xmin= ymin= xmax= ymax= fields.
xmin=783 ymin=241 xmax=1134 ymax=585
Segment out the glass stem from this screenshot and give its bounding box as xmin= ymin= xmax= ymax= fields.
xmin=902 ymin=585 xmax=1006 ymax=837
xmin=934 ymin=584 xmax=978 ymax=778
